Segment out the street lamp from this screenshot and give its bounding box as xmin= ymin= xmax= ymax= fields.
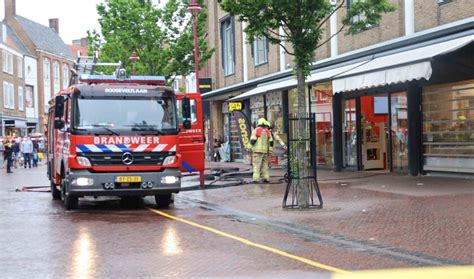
xmin=187 ymin=0 xmax=202 ymax=93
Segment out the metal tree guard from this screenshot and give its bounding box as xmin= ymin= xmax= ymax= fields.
xmin=283 ymin=113 xmax=323 ymax=209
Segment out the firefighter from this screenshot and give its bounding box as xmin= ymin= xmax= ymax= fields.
xmin=247 ymin=118 xmax=273 ymax=183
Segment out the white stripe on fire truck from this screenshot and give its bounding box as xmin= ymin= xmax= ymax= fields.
xmin=152 ymin=144 xmax=169 ymax=152
xmin=76 ymin=144 xmax=176 ymax=153
xmin=85 ymin=144 xmax=103 ymax=153
xmin=105 ymin=144 xmax=123 ymax=152
xmin=134 ymin=144 xmax=149 ymax=152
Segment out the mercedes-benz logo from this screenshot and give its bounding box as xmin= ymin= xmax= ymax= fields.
xmin=121 ymin=152 xmax=134 ymax=165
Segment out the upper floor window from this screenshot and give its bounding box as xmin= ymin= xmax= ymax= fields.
xmin=221 ymin=16 xmax=235 ymax=76
xmin=62 ymin=64 xmax=69 ymax=88
xmin=17 ymin=57 xmax=23 ymax=78
xmin=253 ymin=36 xmax=268 ymax=66
xmin=347 ymin=0 xmax=371 ymax=26
xmin=43 ymin=58 xmax=50 ymax=81
xmin=18 ymin=86 xmax=24 ymax=111
xmin=3 ymin=81 xmax=14 ymax=109
xmin=2 ymin=50 xmax=13 ymax=75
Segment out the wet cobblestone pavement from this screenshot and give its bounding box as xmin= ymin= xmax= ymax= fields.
xmin=0 ymin=162 xmax=472 ymax=277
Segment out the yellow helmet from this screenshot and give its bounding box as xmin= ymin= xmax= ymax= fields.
xmin=264 ymin=120 xmax=272 ymax=128
xmin=257 ymin=118 xmax=267 ymax=126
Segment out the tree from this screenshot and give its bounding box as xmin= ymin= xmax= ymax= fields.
xmin=88 ymin=0 xmax=213 ymax=81
xmin=218 ymin=0 xmax=395 ymax=208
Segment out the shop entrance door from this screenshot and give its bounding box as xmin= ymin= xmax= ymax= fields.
xmin=342 ymin=99 xmax=358 ymax=168
xmin=342 ymin=93 xmax=408 ymax=173
xmin=389 ymin=92 xmax=408 ymax=172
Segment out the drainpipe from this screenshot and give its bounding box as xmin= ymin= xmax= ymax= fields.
xmin=242 ymin=22 xmax=248 ymax=82
xmin=330 ymin=7 xmax=338 ymax=57
xmin=405 ymin=0 xmax=415 ymax=35
xmin=279 ymin=26 xmax=286 ymax=71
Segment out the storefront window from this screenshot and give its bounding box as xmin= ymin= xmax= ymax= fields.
xmin=310 ymin=83 xmax=333 ymax=167
xmin=422 ymin=80 xmax=474 ymax=173
xmin=250 ymin=95 xmax=265 ymax=127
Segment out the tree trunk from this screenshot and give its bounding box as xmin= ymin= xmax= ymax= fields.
xmin=296 ymin=67 xmax=309 ymax=208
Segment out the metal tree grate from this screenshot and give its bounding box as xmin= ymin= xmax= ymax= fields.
xmin=283 ymin=113 xmax=323 ymax=209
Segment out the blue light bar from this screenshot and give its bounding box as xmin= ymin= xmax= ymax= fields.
xmin=79 ymin=74 xmax=166 ymax=85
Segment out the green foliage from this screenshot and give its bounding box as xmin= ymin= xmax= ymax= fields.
xmin=87 ymin=0 xmax=214 ymax=80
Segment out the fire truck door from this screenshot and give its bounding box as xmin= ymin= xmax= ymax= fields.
xmin=177 ymin=94 xmax=205 ymax=176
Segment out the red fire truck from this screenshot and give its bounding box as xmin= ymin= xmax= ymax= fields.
xmin=46 ymin=69 xmax=204 ymax=210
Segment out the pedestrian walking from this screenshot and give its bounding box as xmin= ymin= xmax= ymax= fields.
xmin=4 ymin=137 xmax=13 ymax=173
xmin=0 ymin=138 xmax=4 ymax=168
xmin=247 ymin=118 xmax=273 ymax=183
xmin=22 ymin=137 xmax=33 ymax=168
xmin=32 ymin=148 xmax=38 ymax=168
xmin=12 ymin=138 xmax=20 ymax=168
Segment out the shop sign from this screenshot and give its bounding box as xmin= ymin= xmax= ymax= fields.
xmin=232 ymin=110 xmax=251 ymax=155
xmin=229 ymin=102 xmax=243 ymax=112
xmin=199 ymin=78 xmax=212 ymax=94
xmin=4 ymin=120 xmax=27 ymax=128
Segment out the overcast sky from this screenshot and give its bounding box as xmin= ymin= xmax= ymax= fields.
xmin=0 ymin=0 xmax=103 ymax=44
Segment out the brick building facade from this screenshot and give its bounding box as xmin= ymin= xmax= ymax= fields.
xmin=1 ymin=0 xmax=74 ymax=135
xmin=201 ymin=0 xmax=474 ymax=176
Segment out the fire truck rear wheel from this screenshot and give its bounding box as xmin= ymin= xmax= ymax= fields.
xmin=51 ymin=181 xmax=61 ymax=200
xmin=62 ymin=180 xmax=78 ymax=210
xmin=154 ymin=193 xmax=172 ymax=208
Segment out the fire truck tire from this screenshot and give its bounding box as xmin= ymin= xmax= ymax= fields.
xmin=62 ymin=180 xmax=78 ymax=210
xmin=50 ymin=181 xmax=61 ymax=200
xmin=154 ymin=193 xmax=172 ymax=208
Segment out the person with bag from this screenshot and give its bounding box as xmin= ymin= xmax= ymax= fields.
xmin=247 ymin=118 xmax=273 ymax=183
xmin=4 ymin=137 xmax=13 ymax=173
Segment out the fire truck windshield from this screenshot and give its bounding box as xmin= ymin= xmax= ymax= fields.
xmin=73 ymin=96 xmax=177 ymax=134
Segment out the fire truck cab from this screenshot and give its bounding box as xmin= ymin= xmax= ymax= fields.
xmin=46 ymin=71 xmax=203 ymax=210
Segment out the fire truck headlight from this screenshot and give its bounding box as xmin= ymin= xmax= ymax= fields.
xmin=72 ymin=177 xmax=94 ymax=186
xmin=161 ymin=176 xmax=179 ymax=184
xmin=162 ymin=155 xmax=177 ymax=166
xmin=76 ymin=156 xmax=91 ymax=167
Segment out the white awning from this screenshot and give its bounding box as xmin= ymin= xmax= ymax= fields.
xmin=229 ymin=78 xmax=296 ymax=101
xmin=229 ymin=60 xmax=370 ymax=101
xmin=333 ymin=35 xmax=474 ymax=93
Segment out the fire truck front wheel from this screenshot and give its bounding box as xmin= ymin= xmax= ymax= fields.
xmin=50 ymin=181 xmax=61 ymax=200
xmin=62 ymin=179 xmax=78 ymax=210
xmin=155 ymin=193 xmax=172 ymax=208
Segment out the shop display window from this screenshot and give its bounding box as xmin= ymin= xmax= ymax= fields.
xmin=422 ymin=80 xmax=474 ymax=173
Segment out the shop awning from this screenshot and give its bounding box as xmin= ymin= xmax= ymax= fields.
xmin=229 ymin=60 xmax=370 ymax=101
xmin=229 ymin=78 xmax=297 ymax=101
xmin=332 ymin=35 xmax=474 ymax=93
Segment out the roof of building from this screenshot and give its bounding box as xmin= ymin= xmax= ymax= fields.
xmin=0 ymin=23 xmax=31 ymax=55
xmin=15 ymin=15 xmax=74 ymax=60
xmin=68 ymin=44 xmax=89 ymax=59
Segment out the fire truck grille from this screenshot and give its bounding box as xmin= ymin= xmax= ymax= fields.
xmin=81 ymin=152 xmax=172 ymax=166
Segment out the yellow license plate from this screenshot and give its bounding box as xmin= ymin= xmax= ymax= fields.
xmin=114 ymin=176 xmax=142 ymax=183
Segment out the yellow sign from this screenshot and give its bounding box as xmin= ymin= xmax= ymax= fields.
xmin=115 ymin=176 xmax=142 ymax=183
xmin=229 ymin=102 xmax=242 ymax=111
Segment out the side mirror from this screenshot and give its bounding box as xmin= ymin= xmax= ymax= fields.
xmin=54 ymin=96 xmax=65 ymax=118
xmin=54 ymin=119 xmax=65 ymax=129
xmin=182 ymin=119 xmax=191 ymax=129
xmin=182 ymin=97 xmax=191 ymax=119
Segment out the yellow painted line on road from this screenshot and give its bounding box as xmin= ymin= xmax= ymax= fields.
xmin=332 ymin=265 xmax=474 ymax=279
xmin=148 ymin=207 xmax=350 ymax=274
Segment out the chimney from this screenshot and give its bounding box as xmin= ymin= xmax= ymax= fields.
xmin=4 ymin=0 xmax=16 ymax=20
xmin=49 ymin=18 xmax=59 ymax=33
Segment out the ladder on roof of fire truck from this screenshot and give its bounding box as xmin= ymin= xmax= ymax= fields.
xmin=69 ymin=54 xmax=122 ymax=85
